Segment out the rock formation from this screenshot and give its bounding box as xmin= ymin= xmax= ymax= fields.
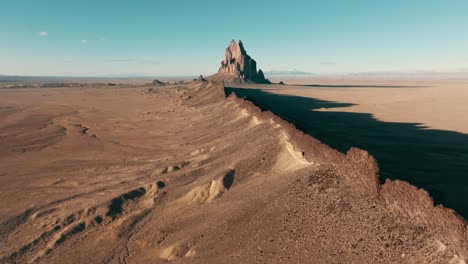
xmin=209 ymin=40 xmax=270 ymax=84
xmin=152 ymin=79 xmax=167 ymax=86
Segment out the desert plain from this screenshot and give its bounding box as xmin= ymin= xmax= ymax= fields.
xmin=0 ymin=39 xmax=467 ymax=264
xmin=0 ymin=76 xmax=467 ymax=263
xmin=266 ymin=77 xmax=468 ymax=134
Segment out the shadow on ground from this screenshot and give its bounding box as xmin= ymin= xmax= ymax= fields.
xmin=299 ymin=84 xmax=427 ymax=88
xmin=226 ymin=87 xmax=468 ymax=219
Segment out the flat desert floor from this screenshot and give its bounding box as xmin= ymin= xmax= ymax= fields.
xmin=267 ymin=77 xmax=468 ymax=134
xmin=0 ymin=80 xmax=467 ymax=263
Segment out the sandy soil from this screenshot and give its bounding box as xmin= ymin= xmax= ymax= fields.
xmin=262 ymin=77 xmax=468 ymax=134
xmin=0 ymin=81 xmax=466 ymax=263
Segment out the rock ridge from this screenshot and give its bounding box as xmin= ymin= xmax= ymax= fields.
xmin=202 ymin=81 xmax=467 ymax=259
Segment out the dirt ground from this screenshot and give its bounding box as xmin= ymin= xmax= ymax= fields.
xmin=0 ymin=81 xmax=466 ymax=263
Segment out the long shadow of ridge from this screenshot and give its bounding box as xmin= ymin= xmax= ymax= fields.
xmin=225 ymin=87 xmax=468 ymax=219
xmin=299 ymin=84 xmax=427 ymax=88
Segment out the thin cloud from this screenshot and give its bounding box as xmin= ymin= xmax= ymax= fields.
xmin=104 ymin=59 xmax=161 ymax=65
xmin=38 ymin=31 xmax=48 ymax=37
xmin=138 ymin=60 xmax=160 ymax=65
xmin=81 ymin=39 xmax=88 ymax=44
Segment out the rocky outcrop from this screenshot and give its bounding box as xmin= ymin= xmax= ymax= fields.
xmin=152 ymin=79 xmax=167 ymax=86
xmin=208 ymin=40 xmax=270 ymax=84
xmin=255 ymin=69 xmax=268 ymax=83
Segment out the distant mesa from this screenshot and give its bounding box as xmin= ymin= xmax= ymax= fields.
xmin=208 ymin=40 xmax=270 ymax=84
xmin=152 ymin=79 xmax=167 ymax=86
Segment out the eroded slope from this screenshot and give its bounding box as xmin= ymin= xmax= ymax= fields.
xmin=0 ymin=82 xmax=466 ymax=263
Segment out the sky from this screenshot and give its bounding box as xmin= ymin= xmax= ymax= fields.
xmin=1 ymin=0 xmax=468 ymax=77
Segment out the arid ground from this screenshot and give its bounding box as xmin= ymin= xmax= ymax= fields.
xmin=228 ymin=78 xmax=468 ymax=220
xmin=266 ymin=77 xmax=468 ymax=134
xmin=0 ymin=79 xmax=467 ymax=263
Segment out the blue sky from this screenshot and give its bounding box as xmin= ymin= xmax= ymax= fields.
xmin=1 ymin=0 xmax=468 ymax=76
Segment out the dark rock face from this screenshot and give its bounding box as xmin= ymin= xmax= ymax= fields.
xmin=210 ymin=40 xmax=270 ymax=84
xmin=255 ymin=69 xmax=270 ymax=84
xmin=152 ymin=79 xmax=167 ymax=86
xmin=198 ymin=75 xmax=206 ymax=81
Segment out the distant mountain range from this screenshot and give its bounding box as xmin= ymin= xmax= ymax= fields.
xmin=263 ymin=70 xmax=315 ymax=76
xmin=347 ymin=71 xmax=468 ymax=79
xmin=3 ymin=70 xmax=468 ymax=81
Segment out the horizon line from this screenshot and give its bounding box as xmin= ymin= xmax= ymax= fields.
xmin=2 ymin=70 xmax=468 ymax=79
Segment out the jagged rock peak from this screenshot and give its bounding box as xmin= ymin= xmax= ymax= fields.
xmin=213 ymin=40 xmax=270 ymax=84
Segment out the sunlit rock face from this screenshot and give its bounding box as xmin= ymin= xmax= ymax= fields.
xmin=211 ymin=40 xmax=270 ymax=84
